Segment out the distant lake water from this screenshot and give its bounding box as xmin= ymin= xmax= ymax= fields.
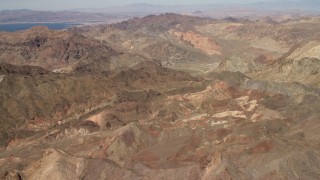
xmin=0 ymin=22 xmax=81 ymax=32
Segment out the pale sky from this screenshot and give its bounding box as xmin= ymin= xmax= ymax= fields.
xmin=0 ymin=0 xmax=281 ymax=11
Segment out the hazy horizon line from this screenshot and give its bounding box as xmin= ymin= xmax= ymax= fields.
xmin=0 ymin=0 xmax=310 ymax=12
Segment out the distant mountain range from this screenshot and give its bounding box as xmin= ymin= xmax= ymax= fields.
xmin=74 ymin=3 xmax=224 ymax=13
xmin=76 ymin=1 xmax=320 ymax=13
xmin=1 ymin=1 xmax=319 ymax=23
xmin=248 ymin=0 xmax=320 ymax=13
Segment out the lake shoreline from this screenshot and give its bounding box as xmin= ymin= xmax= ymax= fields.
xmin=0 ymin=19 xmax=130 ymax=32
xmin=0 ymin=22 xmax=86 ymax=32
xmin=0 ymin=20 xmax=103 ymax=24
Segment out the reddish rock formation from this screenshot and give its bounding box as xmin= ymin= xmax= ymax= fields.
xmin=174 ymin=31 xmax=222 ymax=55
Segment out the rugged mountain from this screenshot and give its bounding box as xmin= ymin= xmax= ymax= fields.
xmin=0 ymin=26 xmax=120 ymax=71
xmin=1 ymin=13 xmax=320 ymax=179
xmin=0 ymin=26 xmax=150 ymax=73
xmin=1 ymin=63 xmax=320 ymax=179
xmin=82 ymin=14 xmax=320 ymax=76
xmin=0 ymin=61 xmax=197 ymax=146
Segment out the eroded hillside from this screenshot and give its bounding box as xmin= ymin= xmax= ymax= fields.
xmin=1 ymin=14 xmax=320 ymax=179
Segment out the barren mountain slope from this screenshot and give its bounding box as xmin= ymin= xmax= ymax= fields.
xmin=1 ymin=64 xmax=320 ymax=179
xmin=0 ymin=26 xmax=122 ymax=72
xmin=82 ymin=14 xmax=320 ymax=76
xmin=1 ymin=14 xmax=320 ymax=180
